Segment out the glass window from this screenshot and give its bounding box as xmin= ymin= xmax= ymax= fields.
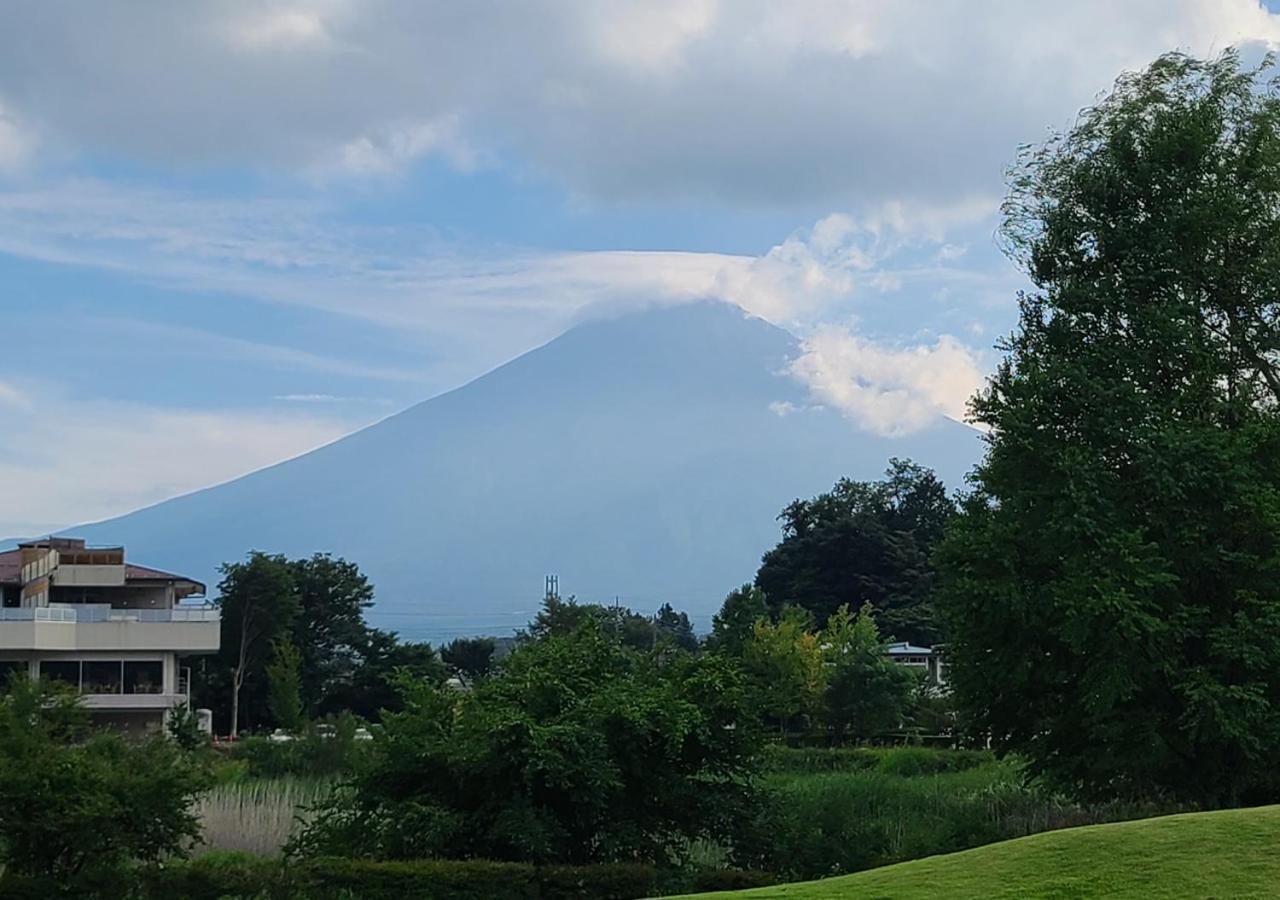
xmin=124 ymin=660 xmax=163 ymax=695
xmin=40 ymin=660 xmax=80 ymax=688
xmin=83 ymin=660 xmax=123 ymax=695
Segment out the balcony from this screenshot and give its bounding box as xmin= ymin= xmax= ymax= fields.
xmin=0 ymin=605 xmax=220 ymax=653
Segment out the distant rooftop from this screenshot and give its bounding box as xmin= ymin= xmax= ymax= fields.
xmin=0 ymin=539 xmax=205 ymax=594
xmin=885 ymin=642 xmax=933 ymax=655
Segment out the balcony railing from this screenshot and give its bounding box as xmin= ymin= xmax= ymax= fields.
xmin=0 ymin=606 xmax=219 ymax=623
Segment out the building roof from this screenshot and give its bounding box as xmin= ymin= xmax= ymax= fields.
xmin=0 ymin=546 xmax=206 ymax=594
xmin=885 ymin=641 xmax=933 ymax=655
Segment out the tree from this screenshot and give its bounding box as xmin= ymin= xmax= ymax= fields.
xmin=267 ymin=639 xmax=305 ymax=732
xmin=441 ymin=636 xmax=496 ymax=683
xmin=653 ymin=602 xmax=698 ymax=652
xmin=289 ymin=554 xmax=375 ymax=716
xmin=0 ymin=679 xmax=209 ymax=885
xmin=706 ymin=584 xmax=770 ymax=656
xmin=822 ymin=603 xmax=917 ymax=741
xmin=216 ymin=552 xmax=299 ymax=737
xmin=524 ymin=593 xmax=660 ymax=651
xmin=756 ymin=460 xmax=953 ymax=645
xmin=938 ymin=50 xmax=1280 ymax=804
xmin=324 ymin=628 xmax=446 ymax=720
xmin=293 ymin=621 xmax=758 ymax=865
xmin=741 ymin=609 xmax=826 ymax=734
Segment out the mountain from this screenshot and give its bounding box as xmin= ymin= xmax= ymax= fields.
xmin=50 ymin=302 xmax=983 ymax=639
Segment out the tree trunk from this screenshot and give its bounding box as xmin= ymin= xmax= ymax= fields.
xmin=230 ymin=667 xmax=242 ymax=738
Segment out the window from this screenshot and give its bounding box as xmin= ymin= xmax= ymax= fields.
xmin=83 ymin=660 xmax=123 ymax=695
xmin=40 ymin=660 xmax=80 ymax=688
xmin=0 ymin=660 xmax=25 ymax=684
xmin=124 ymin=660 xmax=163 ymax=694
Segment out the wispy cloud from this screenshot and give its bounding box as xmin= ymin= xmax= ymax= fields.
xmin=0 ymin=380 xmax=368 ymax=538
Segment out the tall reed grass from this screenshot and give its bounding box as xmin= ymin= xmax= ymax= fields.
xmin=194 ymin=777 xmax=334 ymax=858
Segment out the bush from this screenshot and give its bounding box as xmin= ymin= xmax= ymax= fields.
xmin=2 ymin=857 xmax=660 ymax=900
xmin=690 ymin=868 xmax=778 ymax=892
xmin=760 ymin=745 xmax=993 ymax=776
xmin=230 ymin=716 xmax=370 ymax=778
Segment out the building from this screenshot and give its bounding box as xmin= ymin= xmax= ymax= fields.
xmin=0 ymin=538 xmax=219 ymax=733
xmin=885 ymin=641 xmax=947 ymax=687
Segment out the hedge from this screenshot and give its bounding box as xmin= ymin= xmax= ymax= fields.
xmin=0 ymin=855 xmax=661 ymax=900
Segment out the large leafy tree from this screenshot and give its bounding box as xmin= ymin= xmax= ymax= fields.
xmin=822 ymin=603 xmax=917 ymax=741
xmin=294 ymin=622 xmax=758 ymax=865
xmin=216 ymin=552 xmax=299 ymax=737
xmin=756 ymin=459 xmax=953 ymax=644
xmin=705 ymin=584 xmax=770 ymax=656
xmin=938 ymin=50 xmax=1280 ymax=804
xmin=0 ymin=680 xmax=209 ymax=886
xmin=289 ymin=553 xmax=375 ymax=715
xmin=741 ymin=610 xmax=826 ymax=734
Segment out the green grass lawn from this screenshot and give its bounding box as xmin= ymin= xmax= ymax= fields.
xmin=674 ymin=805 xmax=1280 ymax=899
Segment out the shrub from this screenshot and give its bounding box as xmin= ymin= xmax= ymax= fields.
xmin=759 ymin=745 xmax=993 ymax=776
xmin=230 ymin=715 xmax=370 ymax=778
xmin=0 ymin=679 xmax=211 ymax=884
xmin=690 ymin=868 xmax=778 ymax=892
xmin=295 ymin=626 xmax=759 ymax=864
xmin=2 ymin=857 xmax=659 ymax=900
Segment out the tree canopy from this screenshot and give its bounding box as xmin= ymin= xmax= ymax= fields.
xmin=756 ymin=459 xmax=953 ymax=645
xmin=294 ymin=620 xmax=758 ymax=865
xmin=938 ymin=49 xmax=1280 ymax=804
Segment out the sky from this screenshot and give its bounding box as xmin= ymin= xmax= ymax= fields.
xmin=2 ymin=1 xmax=1280 ymax=537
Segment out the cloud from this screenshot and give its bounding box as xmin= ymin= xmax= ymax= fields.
xmin=788 ymin=325 xmax=986 ymax=436
xmin=0 ymin=177 xmax=1016 ymax=411
xmin=712 ymin=201 xmax=999 ymax=323
xmin=0 ymin=100 xmax=33 ymax=171
xmin=1 ymin=3 xmax=1277 ymax=202
xmin=0 ymin=383 xmax=366 ymax=537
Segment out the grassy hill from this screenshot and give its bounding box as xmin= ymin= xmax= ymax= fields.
xmin=677 ymin=806 xmax=1280 ymax=899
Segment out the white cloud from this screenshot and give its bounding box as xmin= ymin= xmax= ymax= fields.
xmin=788 ymin=325 xmax=986 ymax=436
xmin=0 ymin=100 xmax=33 ymax=171
xmin=318 ymin=116 xmax=479 ymax=178
xmin=3 ymin=2 xmax=1276 ymax=201
xmin=0 ymin=385 xmax=365 ymax=538
xmin=0 ymin=381 xmax=31 ymax=410
xmin=224 ymin=8 xmax=335 ymax=52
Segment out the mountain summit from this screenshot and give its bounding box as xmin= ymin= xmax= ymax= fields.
xmin=63 ymin=303 xmax=981 ymax=638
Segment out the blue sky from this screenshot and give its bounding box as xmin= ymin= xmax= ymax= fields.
xmin=2 ymin=1 xmax=1279 ymax=536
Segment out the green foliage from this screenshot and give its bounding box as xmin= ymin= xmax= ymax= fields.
xmin=760 ymin=745 xmax=994 ymax=776
xmin=202 ymin=551 xmax=445 ymax=732
xmin=939 ymin=49 xmax=1280 ymax=805
xmin=524 ymin=593 xmax=673 ymax=651
xmin=166 ymin=702 xmax=209 ymax=752
xmin=669 ymin=806 xmax=1280 ymax=900
xmin=216 ymin=552 xmax=300 ymax=736
xmin=0 ymin=679 xmax=211 ymax=885
xmin=266 ymin=639 xmax=305 ymax=733
xmin=653 ymin=602 xmax=698 ymax=651
xmin=441 ymin=636 xmax=497 ymax=683
xmin=741 ymin=609 xmax=826 ymax=733
xmin=822 ymin=603 xmax=918 ymax=740
xmin=738 ymin=755 xmax=1172 ymax=882
xmin=706 ymin=584 xmax=769 ymax=655
xmin=288 ymin=554 xmax=375 ymax=717
xmin=293 ymin=622 xmax=759 ymax=865
xmin=229 ymin=715 xmax=369 ymax=778
xmin=756 ymin=459 xmax=953 ymax=645
xmin=4 ymin=854 xmax=660 ymax=900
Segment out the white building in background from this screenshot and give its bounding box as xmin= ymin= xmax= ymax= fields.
xmin=0 ymin=537 xmax=219 ymax=734
xmin=885 ymin=641 xmax=947 ymax=687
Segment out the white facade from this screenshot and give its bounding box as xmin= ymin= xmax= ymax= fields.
xmin=0 ymin=538 xmax=219 ymax=733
